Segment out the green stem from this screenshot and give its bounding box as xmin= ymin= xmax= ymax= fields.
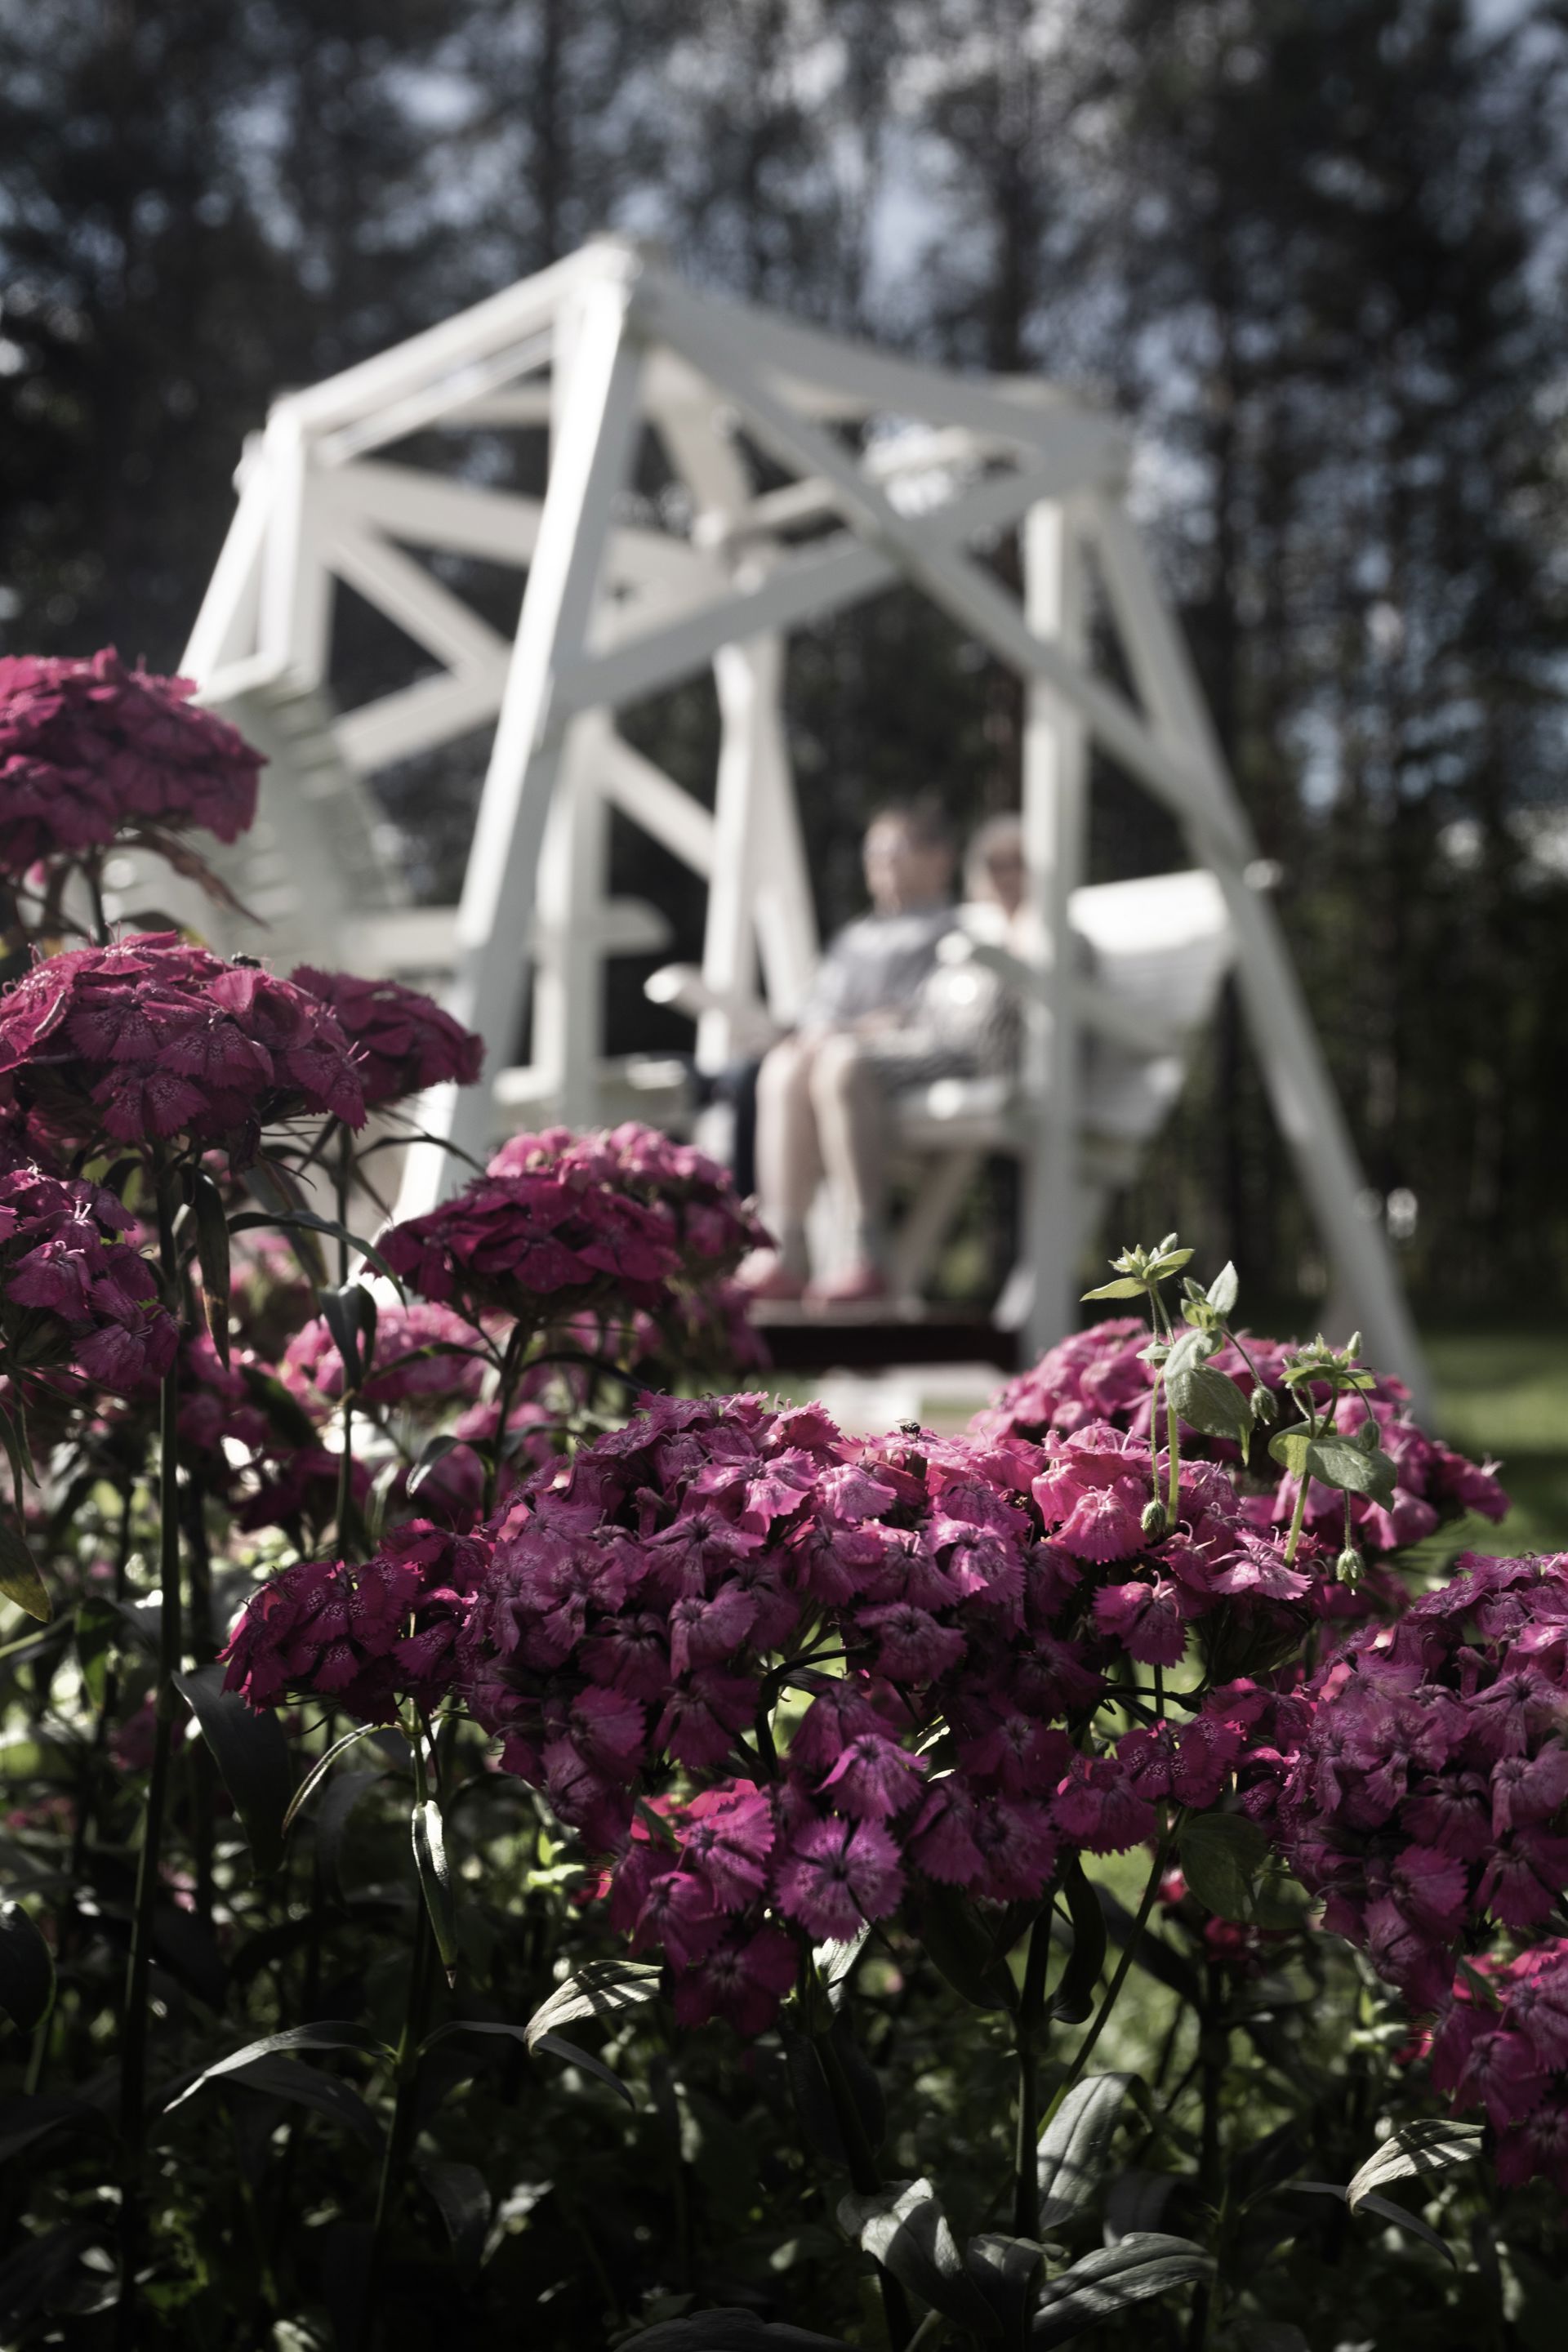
xmin=116 ymin=1159 xmax=185 ymax=2345
xmin=1164 ymin=1387 xmax=1181 ymax=1526
xmin=1281 ymin=1454 xmax=1312 ymax=1570
xmin=1045 ymin=1824 xmax=1173 ymax=2124
xmin=483 ymin=1322 xmax=531 ymax=1520
xmin=813 ymin=1993 xmax=914 ymax=2351
xmin=84 ymin=858 xmax=110 ymax=947
xmin=359 ymin=1900 xmax=438 ymax=2352
xmin=1013 ymin=1906 xmax=1054 ymax=2238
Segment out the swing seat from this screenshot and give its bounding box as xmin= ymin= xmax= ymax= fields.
xmin=883 ymin=869 xmax=1235 ymax=1307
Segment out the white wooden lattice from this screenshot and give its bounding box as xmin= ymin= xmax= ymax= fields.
xmin=168 ymin=235 xmax=1428 ymax=1408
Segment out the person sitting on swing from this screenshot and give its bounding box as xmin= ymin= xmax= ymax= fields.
xmin=740 ymin=802 xmax=1023 ymax=1307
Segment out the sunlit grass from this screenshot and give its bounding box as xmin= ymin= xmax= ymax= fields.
xmin=1428 ymin=1327 xmax=1568 ymax=1557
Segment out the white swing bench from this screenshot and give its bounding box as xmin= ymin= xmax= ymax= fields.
xmin=643 ymin=865 xmax=1234 ymax=1324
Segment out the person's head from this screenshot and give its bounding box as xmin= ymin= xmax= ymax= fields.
xmin=964 ymin=813 xmax=1027 ymax=919
xmin=862 ymin=799 xmax=956 ymax=915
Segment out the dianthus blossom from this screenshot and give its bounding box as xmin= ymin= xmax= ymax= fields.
xmin=490 ymin=1122 xmax=768 ymax=1278
xmin=976 ymin=1317 xmax=1507 ymax=1566
xmin=455 ymin=1394 xmax=1318 ymax=2034
xmin=283 ymin=1298 xmax=489 ymax=1412
xmin=381 ymin=1147 xmax=680 ymax=1326
xmin=0 ymin=1161 xmax=176 ymax=1397
xmin=1429 ymin=1942 xmax=1568 ymax=2192
xmin=0 ymin=648 xmax=262 ymax=874
xmin=1274 ymin=1553 xmax=1568 ymax=2008
xmin=0 ymin=935 xmax=364 ymax=1151
xmin=223 ymin=1521 xmax=488 ymax=1722
xmin=290 ymin=969 xmax=483 ymax=1108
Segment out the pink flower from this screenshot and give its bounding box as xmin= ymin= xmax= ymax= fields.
xmin=0 ymin=937 xmax=364 ymax=1150
xmin=817 ymin=1732 xmax=928 ymax=1820
xmin=1054 ymin=1755 xmax=1157 ymax=1853
xmin=775 ymin=1814 xmax=903 ymax=1939
xmin=0 ymin=648 xmax=263 ymax=873
xmin=222 ymin=1520 xmax=487 ymax=1722
xmin=1093 ymin=1576 xmax=1190 ymax=1665
xmin=381 ymin=1154 xmax=679 ymax=1325
xmin=671 ymin=1924 xmax=800 ymax=2035
xmin=283 ymin=1298 xmax=489 ymax=1411
xmin=854 ymin=1601 xmax=965 ymax=1682
xmin=290 ymin=968 xmax=483 ymax=1107
xmin=0 ymin=1162 xmax=177 ymax=1399
xmin=678 ymin=1784 xmax=776 ymax=1909
xmin=1052 ymin=1477 xmax=1149 ymax=1563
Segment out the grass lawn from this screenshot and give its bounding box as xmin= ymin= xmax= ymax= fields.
xmin=1427 ymin=1327 xmax=1568 ymax=1557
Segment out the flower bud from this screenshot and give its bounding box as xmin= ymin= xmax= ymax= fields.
xmin=1337 ymin=1545 xmax=1364 ymax=1585
xmin=1250 ymin=1385 xmax=1277 ymax=1425
xmin=1141 ymin=1498 xmax=1169 ymax=1539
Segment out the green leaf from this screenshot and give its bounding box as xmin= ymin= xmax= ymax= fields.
xmin=911 ymin=1882 xmax=1020 ymax=2013
xmin=406 ymin=1432 xmax=465 ymax=1499
xmin=190 ymin=1169 xmax=233 ymax=1366
xmin=1030 ymin=2233 xmax=1213 ymax=2344
xmin=1345 ymin=2120 xmax=1484 ymax=2212
xmin=615 ymin=2313 xmax=852 ymax=2350
xmin=0 ymin=1901 xmax=54 ymax=2032
xmin=532 ymin=2029 xmax=636 ymax=2107
xmin=0 ymin=2094 xmax=111 ymax=2167
xmin=0 ymin=1515 xmax=50 ymax=1624
xmin=1178 ymin=1813 xmax=1309 ymax=1931
xmin=1036 ymin=2074 xmax=1139 ymax=2232
xmin=1080 ymin=1278 xmax=1147 ymax=1301
xmin=321 ymin=1282 xmax=378 ymax=1395
xmin=1302 ymin=1437 xmax=1396 ymax=1506
xmin=1160 ymin=1327 xmax=1215 ymax=1381
xmin=1166 ymin=1364 xmax=1254 ymax=1448
xmin=838 ymin=2177 xmax=1001 ymax=2337
xmin=1266 ymin=1427 xmax=1314 ymax=1475
xmin=1178 ymin=1813 xmax=1270 ymax=1926
xmin=74 ymin=1595 xmax=118 ymax=1710
xmin=212 ymin=2051 xmax=383 ymax=2149
xmin=523 ymin=1958 xmax=662 ymax=2049
xmin=966 ymin=2234 xmax=1045 ymax=2336
xmin=417 ymin=2157 xmax=492 ymax=2289
xmin=174 ymin=1664 xmax=292 ymax=1877
xmin=161 ymin=2021 xmax=389 ymax=2118
xmin=229 ymin=1208 xmax=403 ymax=1294
xmin=412 ymin=1796 xmax=460 ymax=1981
xmin=1049 ymin=1860 xmax=1107 ymax=2026
xmin=281 ymin=1722 xmax=383 ymax=1838
xmin=0 ymin=1396 xmax=36 ymax=1520
xmin=1205 ymin=1262 xmax=1239 ymax=1318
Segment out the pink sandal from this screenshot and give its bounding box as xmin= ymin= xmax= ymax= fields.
xmin=737 ymin=1252 xmax=806 ymax=1303
xmin=804 ymin=1262 xmax=889 ymax=1307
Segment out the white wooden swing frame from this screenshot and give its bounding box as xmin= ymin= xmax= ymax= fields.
xmin=173 ymin=235 xmax=1428 ymax=1408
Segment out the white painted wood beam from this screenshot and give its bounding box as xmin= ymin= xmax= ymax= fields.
xmin=1089 ymin=495 xmax=1431 ymax=1412
xmin=396 ymin=274 xmax=648 ymax=1207
xmin=644 ymin=281 xmax=1250 ymax=868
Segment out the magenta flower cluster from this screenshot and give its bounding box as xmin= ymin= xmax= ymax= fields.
xmin=290 ymin=968 xmax=483 ymax=1110
xmin=976 ymin=1316 xmax=1507 ymax=1562
xmin=1430 ymin=1941 xmax=1568 ymax=2193
xmin=381 ymin=1120 xmax=768 ymax=1331
xmin=1275 ymin=1554 xmax=1568 ymax=2010
xmin=283 ymin=1298 xmax=489 ymax=1412
xmin=0 ymin=1162 xmax=177 ymax=1397
xmin=444 ymin=1396 xmax=1320 ymax=2032
xmin=222 ymin=1521 xmax=488 ymax=1722
xmin=0 ymin=936 xmax=365 ymax=1150
xmin=0 ymin=648 xmax=263 ymax=875
xmin=491 ymin=1122 xmax=768 ymax=1276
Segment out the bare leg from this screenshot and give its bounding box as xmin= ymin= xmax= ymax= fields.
xmin=753 ymin=1036 xmax=824 ymax=1281
xmin=809 ymin=1033 xmax=890 ymax=1275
